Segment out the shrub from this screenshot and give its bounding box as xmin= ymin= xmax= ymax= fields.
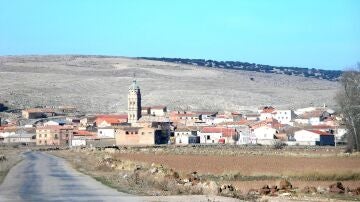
xmin=273 ymin=141 xmax=287 ymax=150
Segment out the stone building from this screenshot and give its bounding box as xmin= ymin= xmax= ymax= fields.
xmin=128 ymin=79 xmax=141 ymax=124
xmin=36 ymin=125 xmax=73 ymax=146
xmin=115 ymin=125 xmax=168 ymax=146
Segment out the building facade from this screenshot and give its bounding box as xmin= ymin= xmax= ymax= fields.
xmin=128 ymin=79 xmax=141 ymax=124
xmin=36 ymin=125 xmax=73 ymax=146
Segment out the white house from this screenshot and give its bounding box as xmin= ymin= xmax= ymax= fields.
xmin=97 ymin=127 xmax=115 ymax=138
xmin=174 ymin=128 xmax=199 ymax=145
xmin=292 ymin=129 xmax=334 ymax=145
xmin=199 ymin=127 xmax=238 ymax=144
xmin=259 ymin=106 xmax=276 ymax=121
xmin=273 ymin=110 xmax=295 ymax=124
xmin=251 ymin=125 xmax=277 ymax=145
xmin=1 ymin=132 xmax=35 ymax=144
xmin=150 ymin=106 xmax=167 ymax=117
xmin=199 ymin=127 xmax=223 ymax=144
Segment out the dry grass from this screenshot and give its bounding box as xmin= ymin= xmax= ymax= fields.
xmin=0 ymin=147 xmax=23 ymax=184
xmin=0 ymin=55 xmax=339 ymax=113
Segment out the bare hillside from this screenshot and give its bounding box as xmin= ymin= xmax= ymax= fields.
xmin=0 ymin=55 xmax=339 ymax=113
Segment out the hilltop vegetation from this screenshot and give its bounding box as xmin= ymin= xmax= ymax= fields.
xmin=140 ymin=57 xmax=342 ymax=81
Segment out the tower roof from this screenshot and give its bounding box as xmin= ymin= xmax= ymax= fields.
xmin=129 ymin=79 xmax=140 ymax=90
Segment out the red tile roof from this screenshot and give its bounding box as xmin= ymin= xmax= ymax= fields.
xmin=73 ymin=130 xmax=96 ymax=136
xmin=308 ymin=130 xmax=332 ymax=136
xmin=201 ymin=127 xmax=236 ymax=137
xmin=95 ymin=114 xmax=128 ymax=125
xmin=261 ymin=106 xmax=276 ymax=113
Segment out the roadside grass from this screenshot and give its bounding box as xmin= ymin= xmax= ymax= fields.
xmin=0 ymin=148 xmax=23 ymax=184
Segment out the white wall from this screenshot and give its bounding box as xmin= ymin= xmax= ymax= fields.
xmin=294 ymin=130 xmax=319 ymax=144
xmin=198 ymin=132 xmax=222 ymax=144
xmin=259 ymin=113 xmax=272 ymax=121
xmin=273 ymin=110 xmax=294 ymax=124
xmin=150 ymin=109 xmax=166 ymax=116
xmin=97 ymin=128 xmax=115 ymax=138
xmin=71 ymin=139 xmax=86 ymax=146
xmin=252 ymin=126 xmax=276 ymax=140
xmin=174 ymin=131 xmax=191 ymax=145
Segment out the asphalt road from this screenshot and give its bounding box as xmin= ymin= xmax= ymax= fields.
xmin=0 ymin=152 xmax=239 ymax=202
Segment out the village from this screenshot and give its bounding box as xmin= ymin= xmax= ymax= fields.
xmin=0 ymin=79 xmax=347 ymax=148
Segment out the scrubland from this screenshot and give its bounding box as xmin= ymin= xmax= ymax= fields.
xmin=0 ymin=55 xmax=339 ymax=113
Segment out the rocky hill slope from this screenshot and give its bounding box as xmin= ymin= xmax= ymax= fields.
xmin=0 ymin=55 xmax=339 ymax=113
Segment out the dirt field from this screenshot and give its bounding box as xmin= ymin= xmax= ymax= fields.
xmin=113 ymin=153 xmax=360 ymax=176
xmin=50 ymin=147 xmax=360 ymax=201
xmin=230 ymin=180 xmax=360 ymax=193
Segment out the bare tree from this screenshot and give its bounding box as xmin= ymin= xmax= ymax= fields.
xmin=336 ymin=63 xmax=360 ymax=152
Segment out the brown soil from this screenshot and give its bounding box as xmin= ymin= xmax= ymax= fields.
xmin=114 ymin=153 xmax=360 ymax=175
xmin=229 ymin=180 xmax=360 ymax=193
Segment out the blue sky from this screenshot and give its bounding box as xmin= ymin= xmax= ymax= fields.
xmin=0 ymin=0 xmax=359 ymax=70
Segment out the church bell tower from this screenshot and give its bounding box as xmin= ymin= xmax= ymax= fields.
xmin=128 ymin=79 xmax=141 ymax=124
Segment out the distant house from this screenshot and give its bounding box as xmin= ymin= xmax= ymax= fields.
xmin=199 ymin=127 xmax=237 ymax=144
xmin=174 ymin=127 xmax=200 ymax=145
xmin=293 ymin=129 xmax=334 ymax=146
xmin=272 ymin=110 xmax=295 ymax=125
xmin=259 ymin=106 xmax=276 ymax=121
xmin=169 ymin=111 xmax=200 ymax=126
xmin=97 ymin=127 xmax=116 ymax=138
xmin=244 ymin=114 xmax=260 ymax=121
xmin=141 ymin=107 xmax=151 ymax=116
xmin=251 ymin=125 xmax=277 ymax=145
xmin=95 ymin=114 xmax=128 ymax=127
xmin=115 ymin=125 xmax=169 ymax=146
xmin=0 ymin=127 xmax=36 ymax=145
xmin=22 ymin=108 xmax=56 ymax=119
xmin=36 ymin=125 xmax=74 ymax=146
xmin=150 ymin=106 xmax=167 ymax=116
xmin=294 ymin=109 xmax=331 ymax=126
xmin=3 ymin=133 xmax=36 ymax=145
xmin=212 ymin=114 xmax=234 ymax=124
xmin=71 ymin=130 xmax=96 ymax=147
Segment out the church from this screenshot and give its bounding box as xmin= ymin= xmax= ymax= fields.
xmin=114 ymin=79 xmax=170 ymax=145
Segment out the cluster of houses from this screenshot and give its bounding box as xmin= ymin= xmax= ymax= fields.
xmin=0 ymin=80 xmax=347 ymax=147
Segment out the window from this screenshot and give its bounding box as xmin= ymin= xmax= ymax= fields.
xmin=141 ymin=132 xmax=145 ymax=135
xmin=54 ymin=134 xmax=58 ymax=139
xmin=39 ymin=134 xmax=42 ymax=138
xmin=44 ymin=140 xmax=47 ymax=145
xmin=39 ymin=140 xmax=42 ymax=144
xmin=126 ymin=131 xmax=129 ymax=135
xmin=45 ymin=134 xmax=47 ymax=138
xmin=135 ymin=131 xmax=138 ymax=134
xmin=66 ymin=134 xmax=69 ymax=137
xmin=207 ymin=135 xmax=210 ymax=140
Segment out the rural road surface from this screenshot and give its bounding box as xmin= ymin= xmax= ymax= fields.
xmin=0 ymin=151 xmax=239 ymax=202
